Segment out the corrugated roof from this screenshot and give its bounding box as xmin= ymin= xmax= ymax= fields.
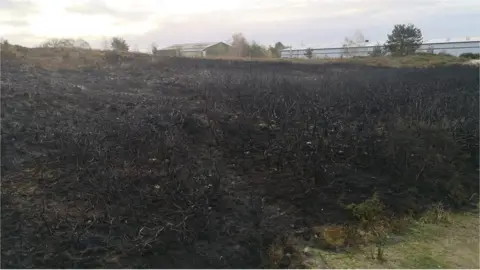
xmin=286 ymin=40 xmax=386 ymax=51
xmin=423 ymin=36 xmax=480 ymax=44
xmin=285 ymin=46 xmax=352 ymax=52
xmin=160 ymin=42 xmax=228 ymax=52
xmin=283 ymin=36 xmax=480 ymax=51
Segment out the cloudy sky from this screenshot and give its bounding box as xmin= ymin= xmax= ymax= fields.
xmin=1 ymin=0 xmax=479 ymax=51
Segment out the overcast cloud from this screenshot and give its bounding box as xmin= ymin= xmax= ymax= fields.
xmin=1 ymin=0 xmax=479 ymax=51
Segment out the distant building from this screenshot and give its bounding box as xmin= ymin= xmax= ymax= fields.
xmin=280 ymin=37 xmax=480 ymax=59
xmin=156 ymin=42 xmax=230 ymax=58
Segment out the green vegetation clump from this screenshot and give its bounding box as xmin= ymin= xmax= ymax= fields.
xmin=460 ymin=53 xmax=480 ymax=59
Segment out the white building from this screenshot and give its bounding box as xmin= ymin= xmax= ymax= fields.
xmin=156 ymin=42 xmax=230 ymax=58
xmin=280 ymin=37 xmax=480 ymax=59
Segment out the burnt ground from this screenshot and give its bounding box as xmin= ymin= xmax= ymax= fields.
xmin=1 ymin=57 xmax=479 ymax=268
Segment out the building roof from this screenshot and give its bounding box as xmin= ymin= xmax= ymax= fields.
xmin=282 ymin=36 xmax=480 ymax=52
xmin=160 ymin=42 xmax=229 ymax=52
xmin=423 ymin=36 xmax=480 ymax=44
xmin=283 ymin=41 xmax=384 ymax=51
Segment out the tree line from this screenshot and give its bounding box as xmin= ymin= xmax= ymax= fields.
xmin=224 ymin=33 xmax=287 ymax=58
xmin=30 ymin=34 xmax=286 ymax=58
xmin=19 ymin=23 xmax=478 ymax=60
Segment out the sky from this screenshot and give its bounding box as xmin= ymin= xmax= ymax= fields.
xmin=1 ymin=0 xmax=479 ymax=52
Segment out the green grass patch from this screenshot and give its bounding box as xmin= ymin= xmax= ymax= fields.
xmin=299 ymin=211 xmax=479 ymax=269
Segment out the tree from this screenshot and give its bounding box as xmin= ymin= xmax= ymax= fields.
xmin=249 ymin=41 xmax=268 ymax=58
xmin=459 ymin=53 xmax=479 ymax=60
xmin=1 ymin=38 xmax=9 ymax=47
xmin=304 ymin=48 xmax=313 ymax=59
xmin=369 ymin=43 xmax=385 ymax=57
xmin=384 ymin=24 xmax=423 ymax=56
xmin=111 ymin=37 xmax=129 ymax=52
xmin=342 ymin=30 xmax=367 ymax=57
xmin=40 ymin=38 xmax=91 ymax=49
xmin=269 ymin=41 xmax=286 ymax=58
xmin=41 ymin=38 xmax=74 ymax=48
xmin=1 ymin=39 xmax=10 ymax=54
xmin=151 ymin=43 xmax=158 ymax=54
xmin=229 ymin=33 xmax=249 ymax=57
xmin=74 ymin=39 xmax=91 ymax=49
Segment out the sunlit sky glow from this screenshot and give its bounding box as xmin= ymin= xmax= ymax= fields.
xmin=1 ymin=0 xmax=479 ymax=51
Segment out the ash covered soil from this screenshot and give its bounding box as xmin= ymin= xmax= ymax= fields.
xmin=1 ymin=57 xmax=479 ymax=268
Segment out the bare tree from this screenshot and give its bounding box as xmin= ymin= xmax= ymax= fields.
xmin=1 ymin=38 xmax=9 ymax=47
xmin=74 ymin=39 xmax=91 ymax=49
xmin=228 ymin=33 xmax=249 ymax=57
xmin=342 ymin=30 xmax=367 ymax=57
xmin=151 ymin=43 xmax=158 ymax=54
xmin=40 ymin=38 xmax=91 ymax=50
xmin=40 ymin=38 xmax=74 ymax=48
